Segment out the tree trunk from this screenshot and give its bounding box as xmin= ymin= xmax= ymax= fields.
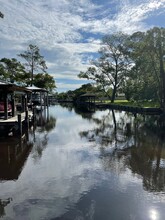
xmin=111 ymin=70 xmax=118 ymax=103
xmin=159 ymin=47 xmax=165 ymax=110
xmin=111 ymin=85 xmax=117 ymax=103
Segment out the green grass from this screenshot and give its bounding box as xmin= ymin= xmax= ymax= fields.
xmin=114 ymin=100 xmax=159 ymax=108
xmin=100 ymin=99 xmax=160 ymax=108
xmin=114 ymin=100 xmax=129 ymax=104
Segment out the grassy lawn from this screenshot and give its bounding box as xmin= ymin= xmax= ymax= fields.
xmin=115 ymin=100 xmax=159 ymax=108
xmin=103 ymin=99 xmax=160 ymax=108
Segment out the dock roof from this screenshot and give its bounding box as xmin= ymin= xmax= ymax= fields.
xmin=26 ymin=85 xmax=48 ymax=92
xmin=0 ymin=82 xmax=32 ymax=93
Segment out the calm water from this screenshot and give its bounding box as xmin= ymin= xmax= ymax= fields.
xmin=0 ymin=104 xmax=165 ymax=220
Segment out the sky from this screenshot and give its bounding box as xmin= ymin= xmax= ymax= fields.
xmin=0 ymin=0 xmax=165 ymax=93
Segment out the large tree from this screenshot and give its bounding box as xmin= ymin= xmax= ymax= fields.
xmin=33 ymin=73 xmax=56 ymax=92
xmin=0 ymin=58 xmax=29 ymax=85
xmin=18 ymin=44 xmax=47 ymax=86
xmin=125 ymin=27 xmax=165 ymax=106
xmin=146 ymin=27 xmax=165 ymax=108
xmin=79 ymin=32 xmax=131 ymax=103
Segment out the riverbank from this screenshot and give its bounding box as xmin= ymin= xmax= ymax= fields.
xmin=95 ymin=102 xmax=162 ymax=115
xmin=57 ymin=99 xmax=162 ymax=115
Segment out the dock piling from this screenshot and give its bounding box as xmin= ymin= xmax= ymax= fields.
xmin=18 ymin=114 xmax=22 ymax=136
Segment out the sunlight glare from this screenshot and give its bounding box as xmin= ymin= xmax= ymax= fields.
xmin=149 ymin=208 xmax=159 ymax=220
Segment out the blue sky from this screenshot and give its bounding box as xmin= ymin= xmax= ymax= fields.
xmin=0 ymin=0 xmax=165 ymax=92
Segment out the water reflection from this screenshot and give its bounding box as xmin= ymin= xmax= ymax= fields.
xmin=123 ymin=131 xmax=165 ymax=192
xmin=0 ymin=105 xmax=165 ymax=219
xmin=34 ymin=109 xmax=56 ymax=132
xmin=0 ymin=132 xmax=33 ymax=181
xmin=30 ymin=109 xmax=56 ymax=160
xmin=0 ymin=132 xmax=32 ymax=218
xmin=60 ymin=103 xmax=95 ymax=120
xmin=0 ymin=109 xmax=57 ymax=218
xmin=74 ymin=104 xmax=95 ymax=119
xmin=0 ymin=198 xmax=12 ymax=218
xmin=79 ymin=109 xmax=133 ymax=148
xmin=79 ymin=109 xmax=165 ymax=193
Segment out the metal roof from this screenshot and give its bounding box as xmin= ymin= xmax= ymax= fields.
xmin=26 ymin=85 xmax=48 ymax=92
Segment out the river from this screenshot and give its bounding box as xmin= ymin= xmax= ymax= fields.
xmin=0 ymin=104 xmax=165 ymax=220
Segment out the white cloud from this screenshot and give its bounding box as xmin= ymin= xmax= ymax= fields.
xmin=45 ymin=42 xmax=100 ymax=81
xmin=56 ymin=82 xmax=85 ymax=92
xmin=79 ymin=0 xmax=165 ymax=34
xmin=54 ymin=72 xmax=80 ymax=81
xmin=0 ymin=0 xmax=165 ymax=92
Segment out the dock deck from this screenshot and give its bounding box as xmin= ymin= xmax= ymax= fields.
xmin=0 ymin=111 xmax=33 ymax=125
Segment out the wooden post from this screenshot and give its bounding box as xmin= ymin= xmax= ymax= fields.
xmin=18 ymin=114 xmax=22 ymax=136
xmin=25 ymin=109 xmax=29 ymax=129
xmin=40 ymin=91 xmax=43 ymax=110
xmin=33 ymin=106 xmax=36 ymax=122
xmin=11 ymin=93 xmax=15 ymax=117
xmin=25 ymin=94 xmax=28 ymax=112
xmin=44 ymin=92 xmax=46 ymax=109
xmin=4 ymin=93 xmax=8 ymax=120
xmin=21 ymin=95 xmax=25 ymax=112
xmin=46 ymin=92 xmax=48 ymax=108
xmin=47 ymin=106 xmax=49 ymax=121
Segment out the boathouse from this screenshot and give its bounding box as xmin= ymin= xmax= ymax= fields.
xmin=0 ymin=81 xmax=33 ymax=136
xmin=0 ymin=81 xmax=32 ymax=120
xmin=77 ymin=93 xmax=96 ymax=104
xmin=26 ymin=85 xmax=49 ymax=108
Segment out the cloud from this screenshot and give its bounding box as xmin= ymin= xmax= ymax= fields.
xmin=56 ymin=82 xmax=85 ymax=92
xmin=1 ymin=0 xmax=165 ymax=44
xmin=79 ymin=0 xmax=165 ymax=34
xmin=44 ymin=41 xmax=100 ymax=81
xmin=0 ymin=0 xmax=165 ymax=92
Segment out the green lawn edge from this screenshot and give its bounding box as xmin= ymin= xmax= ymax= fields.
xmin=102 ymin=100 xmax=160 ymax=108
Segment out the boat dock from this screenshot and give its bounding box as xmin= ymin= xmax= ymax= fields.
xmin=0 ymin=111 xmax=33 ymax=124
xmin=0 ymin=110 xmax=33 ymax=135
xmin=0 ymin=81 xmax=50 ymax=136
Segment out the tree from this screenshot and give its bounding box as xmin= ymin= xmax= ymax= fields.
xmin=0 ymin=58 xmax=29 ymax=85
xmin=125 ymin=27 xmax=165 ymax=106
xmin=18 ymin=44 xmax=47 ymax=86
xmin=0 ymin=63 xmax=7 ymax=80
xmin=33 ymin=73 xmax=56 ymax=92
xmin=79 ymin=33 xmax=131 ymax=103
xmin=145 ymin=27 xmax=165 ymax=108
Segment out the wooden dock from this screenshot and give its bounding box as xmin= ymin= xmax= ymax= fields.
xmin=0 ymin=82 xmax=50 ymax=136
xmin=0 ymin=111 xmax=33 ymax=135
xmin=0 ymin=111 xmax=33 ymax=124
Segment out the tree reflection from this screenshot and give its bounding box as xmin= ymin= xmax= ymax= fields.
xmin=30 ymin=109 xmax=56 ymax=160
xmin=79 ymin=109 xmax=165 ymax=192
xmin=0 ymin=132 xmax=33 ymax=181
xmin=0 ymin=198 xmax=12 ymax=218
xmin=0 ymin=109 xmax=57 ymax=217
xmin=80 ymin=109 xmax=135 ymax=149
xmin=35 ymin=110 xmax=56 ymax=132
xmin=59 ymin=103 xmax=74 ymax=112
xmin=53 ymin=199 xmax=96 ymax=220
xmin=0 ymin=133 xmax=32 ymax=218
xmin=124 ymin=129 xmax=165 ymax=192
xmin=74 ymin=104 xmax=95 ymax=120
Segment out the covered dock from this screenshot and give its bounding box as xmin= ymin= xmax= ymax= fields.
xmin=26 ymin=85 xmax=49 ymax=109
xmin=77 ymin=93 xmax=96 ymax=104
xmin=0 ymin=81 xmax=32 ymax=135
